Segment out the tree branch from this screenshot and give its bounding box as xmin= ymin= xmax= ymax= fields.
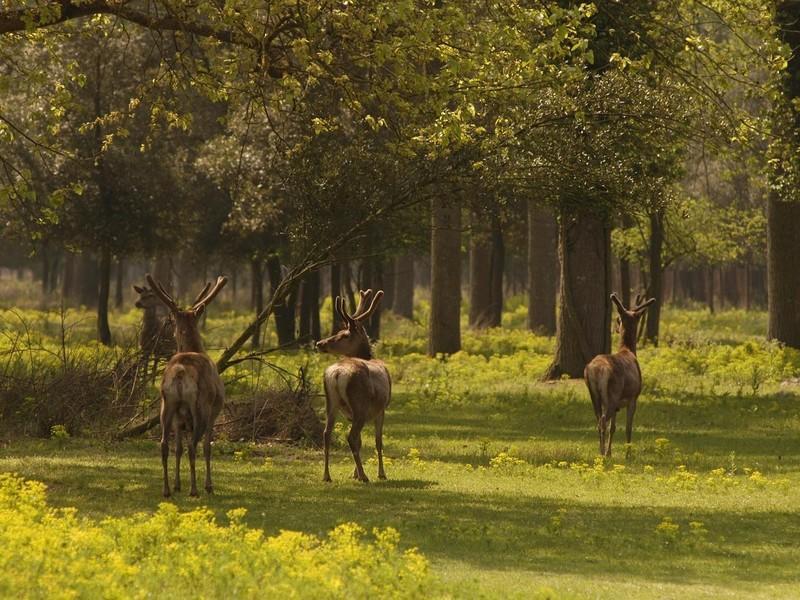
xmin=0 ymin=1 xmax=257 ymax=48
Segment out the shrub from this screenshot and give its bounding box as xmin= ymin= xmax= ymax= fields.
xmin=0 ymin=473 xmax=447 ymax=599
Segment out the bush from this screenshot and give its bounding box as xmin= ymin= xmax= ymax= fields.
xmin=0 ymin=473 xmax=447 ymax=599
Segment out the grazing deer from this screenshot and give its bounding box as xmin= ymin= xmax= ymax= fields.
xmin=146 ymin=274 xmax=227 ymax=497
xmin=133 ymin=284 xmax=177 ymax=382
xmin=316 ymin=289 xmax=391 ymax=483
xmin=584 ymin=293 xmax=655 ymax=457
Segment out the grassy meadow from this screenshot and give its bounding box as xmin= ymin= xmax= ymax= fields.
xmin=1 ymin=299 xmax=799 ymax=598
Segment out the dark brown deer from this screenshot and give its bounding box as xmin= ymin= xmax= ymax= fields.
xmin=146 ymin=274 xmax=227 ymax=497
xmin=584 ymin=293 xmax=655 ymax=457
xmin=316 ymin=289 xmax=391 ymax=483
xmin=133 ymin=284 xmax=177 ymax=382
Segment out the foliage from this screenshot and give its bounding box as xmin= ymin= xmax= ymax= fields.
xmin=0 ymin=473 xmax=445 ymax=599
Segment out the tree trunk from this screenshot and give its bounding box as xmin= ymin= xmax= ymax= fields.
xmin=527 ymin=202 xmax=556 ymax=335
xmin=620 ymin=258 xmax=631 ymax=307
xmin=298 ymin=269 xmax=321 ymax=343
xmin=330 ymin=262 xmax=342 ymax=333
xmin=644 ymin=209 xmax=664 ymax=346
xmin=768 ymin=194 xmax=800 ymax=344
xmin=382 ymin=258 xmax=395 ymax=311
xmin=78 ymin=253 xmax=98 ymax=308
xmin=768 ymin=1 xmax=800 ymax=345
xmin=545 ymin=209 xmax=611 ymax=379
xmin=251 ymin=258 xmax=264 ymax=349
xmin=114 ymin=259 xmax=124 ymax=309
xmin=488 ymin=213 xmax=504 ymax=327
xmin=706 ymin=267 xmax=715 ymax=313
xmin=266 ymin=253 xmax=296 ymax=346
xmin=429 ymin=196 xmax=461 ymax=355
xmin=97 ymin=247 xmax=112 ymax=345
xmin=468 ymin=218 xmax=492 ymax=328
xmin=41 ymin=243 xmax=50 ymax=297
xmin=360 ymin=257 xmax=383 ymax=339
xmin=62 ymin=252 xmax=76 ymax=305
xmin=393 ymin=255 xmax=414 ymax=319
xmin=152 ymin=255 xmax=172 ymax=292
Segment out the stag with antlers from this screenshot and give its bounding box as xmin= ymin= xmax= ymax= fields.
xmin=146 ymin=274 xmax=227 ymax=497
xmin=584 ymin=293 xmax=656 ymax=457
xmin=316 ymin=289 xmax=391 ymax=483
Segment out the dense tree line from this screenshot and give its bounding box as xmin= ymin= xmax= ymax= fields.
xmin=0 ymin=1 xmax=796 ymax=376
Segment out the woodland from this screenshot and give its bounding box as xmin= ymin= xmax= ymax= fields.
xmin=1 ymin=1 xmax=800 ymax=598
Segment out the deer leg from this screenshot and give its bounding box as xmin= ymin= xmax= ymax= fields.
xmin=625 ymin=400 xmax=637 ymax=458
xmin=322 ymin=383 xmax=336 ymax=483
xmin=607 ymin=414 xmax=617 ymax=457
xmin=160 ymin=400 xmax=175 ymax=498
xmin=188 ymin=417 xmax=200 ymax=497
xmin=598 ymin=413 xmax=607 ymax=456
xmin=174 ymin=424 xmax=183 ymax=492
xmin=347 ymin=417 xmax=369 ymax=483
xmin=375 ymin=411 xmax=386 ymax=480
xmin=204 ymin=427 xmax=213 ymax=494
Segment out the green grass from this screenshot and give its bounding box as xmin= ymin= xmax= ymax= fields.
xmin=1 ymin=305 xmax=800 ymax=598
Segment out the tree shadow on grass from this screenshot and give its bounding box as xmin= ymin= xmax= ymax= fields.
xmin=3 ymin=445 xmax=798 ymax=592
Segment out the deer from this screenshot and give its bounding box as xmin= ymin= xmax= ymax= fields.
xmin=315 ymin=289 xmax=391 ymax=483
xmin=145 ymin=273 xmax=227 ymax=497
xmin=584 ymin=292 xmax=655 ymax=458
xmin=133 ymin=284 xmax=177 ymax=383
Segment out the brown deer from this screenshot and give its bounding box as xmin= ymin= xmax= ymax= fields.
xmin=133 ymin=284 xmax=177 ymax=382
xmin=146 ymin=273 xmax=227 ymax=497
xmin=584 ymin=293 xmax=655 ymax=457
xmin=316 ymin=289 xmax=391 ymax=483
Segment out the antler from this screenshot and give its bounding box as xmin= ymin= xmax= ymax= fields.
xmin=335 ymin=296 xmax=351 ymax=326
xmin=192 ymin=276 xmax=228 ymax=311
xmin=634 ymin=297 xmax=656 ymax=314
xmin=145 ymin=274 xmax=178 ymax=313
xmin=610 ymin=293 xmax=626 ymax=313
xmin=354 ymin=290 xmax=384 ymax=322
xmin=192 ymin=282 xmax=212 ymax=306
xmin=351 ymin=289 xmax=373 ymax=320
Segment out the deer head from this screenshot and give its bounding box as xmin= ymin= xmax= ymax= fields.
xmin=133 ymin=285 xmax=162 ymax=311
xmin=316 ymin=289 xmax=383 ymax=359
xmin=145 ymin=274 xmax=227 ymax=353
xmin=611 ymin=292 xmax=656 ymax=352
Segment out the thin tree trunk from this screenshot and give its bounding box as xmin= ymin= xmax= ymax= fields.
xmin=527 ymin=202 xmax=556 ymax=335
xmin=62 ymin=252 xmax=76 ymax=305
xmin=266 ymin=253 xmax=296 ymax=346
xmin=251 ymin=258 xmax=263 ymax=349
xmin=488 ymin=213 xmax=504 ymax=327
xmin=382 ymin=258 xmax=395 ymax=311
xmin=429 ymin=196 xmax=461 ymax=355
xmin=330 ymin=262 xmax=342 ymax=333
xmin=97 ymin=247 xmax=112 ymax=345
xmin=393 ymin=255 xmax=414 ymax=319
xmin=114 ymin=259 xmax=124 ymax=309
xmin=41 ymin=243 xmax=50 ymax=297
xmin=644 ymin=209 xmax=664 ymax=346
xmin=468 ymin=217 xmax=492 ymax=328
xmin=309 ymin=269 xmax=321 ymax=341
xmin=298 ymin=269 xmax=321 ymax=342
xmin=545 ymin=209 xmax=611 ymax=379
xmin=78 ymin=253 xmax=98 ymax=308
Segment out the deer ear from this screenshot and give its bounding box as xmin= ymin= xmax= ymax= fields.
xmin=133 ymin=285 xmax=144 ymax=294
